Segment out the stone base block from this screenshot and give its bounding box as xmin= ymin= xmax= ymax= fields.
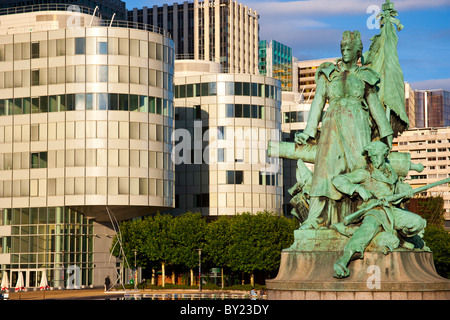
xmin=267 ymin=289 xmax=450 ymax=300
xmin=266 ymin=230 xmax=450 ymax=300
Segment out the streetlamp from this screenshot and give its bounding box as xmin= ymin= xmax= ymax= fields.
xmin=197 ymin=249 xmax=202 ymax=292
xmin=133 ymin=249 xmax=137 ymax=290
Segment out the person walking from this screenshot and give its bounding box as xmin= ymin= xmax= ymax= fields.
xmin=104 ymin=275 xmax=111 ymax=291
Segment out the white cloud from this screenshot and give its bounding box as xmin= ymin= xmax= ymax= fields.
xmin=410 ymin=78 xmax=450 ymax=91
xmin=247 ymin=0 xmax=450 ymax=17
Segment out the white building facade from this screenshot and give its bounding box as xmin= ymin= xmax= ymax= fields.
xmin=0 ymin=6 xmax=175 ymax=289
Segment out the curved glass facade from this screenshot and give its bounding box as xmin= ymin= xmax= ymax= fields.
xmin=173 ymin=73 xmax=282 ymax=216
xmin=0 ymin=10 xmax=175 ymax=288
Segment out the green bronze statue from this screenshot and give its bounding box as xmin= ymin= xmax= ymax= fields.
xmin=331 ymin=141 xmax=428 ymax=278
xmin=267 ymin=0 xmax=450 ymax=281
xmin=294 ymin=30 xmax=394 ymax=230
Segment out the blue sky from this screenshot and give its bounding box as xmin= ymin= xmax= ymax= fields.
xmin=124 ymin=0 xmax=450 ymax=91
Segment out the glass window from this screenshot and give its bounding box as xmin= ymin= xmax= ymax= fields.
xmin=251 ymin=83 xmax=258 ymax=97
xmin=31 ymin=42 xmax=40 ymax=59
xmin=226 ymin=104 xmax=234 ymax=117
xmin=201 ymin=83 xmax=209 ymax=96
xmin=235 ymin=104 xmax=242 ymax=117
xmin=243 ymin=104 xmax=251 ymax=118
xmin=97 ymin=39 xmax=108 ymax=55
xmin=208 ymin=82 xmax=217 ymax=96
xmin=226 ymin=171 xmax=234 ymax=184
xmin=75 ymin=93 xmax=85 ymax=111
xmin=149 ymin=97 xmax=156 ymax=113
xmin=66 ymin=94 xmax=75 ymax=111
xmin=40 ymin=96 xmax=48 ymax=113
xmin=218 ymin=148 xmax=225 ymax=162
xmin=139 ymin=95 xmax=147 ymax=113
xmin=57 ymin=39 xmax=65 ymax=56
xmin=98 ymin=65 xmax=108 ymax=82
xmin=31 ymin=70 xmax=39 ymax=86
xmin=13 ymin=98 xmax=22 ymax=115
xmin=75 ymin=38 xmax=86 ymax=55
xmin=49 ymin=95 xmax=58 ymax=112
xmin=251 ymin=105 xmax=258 ymax=119
xmin=31 ymin=152 xmax=47 ymax=169
xmin=234 ymin=82 xmax=242 ymax=95
xmin=85 ymin=93 xmax=94 ymax=110
xmin=129 ymin=94 xmax=139 ymax=112
xmin=23 ymin=97 xmax=31 ymax=114
xmin=243 ymin=82 xmax=250 ymax=96
xmin=225 ymin=82 xmax=234 ymax=95
xmin=118 ymin=94 xmax=128 ymax=111
xmin=109 ymin=93 xmax=118 ymax=110
xmin=98 ymin=93 xmax=108 ymax=110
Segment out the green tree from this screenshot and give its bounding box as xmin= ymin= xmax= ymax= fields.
xmin=423 ymin=224 xmax=450 ymax=279
xmin=110 ymin=218 xmax=146 ymax=272
xmin=205 ymin=215 xmax=233 ymax=288
xmin=141 ymin=213 xmax=175 ymax=287
xmin=228 ymin=211 xmax=297 ymax=286
xmin=170 ymin=212 xmax=207 ymax=285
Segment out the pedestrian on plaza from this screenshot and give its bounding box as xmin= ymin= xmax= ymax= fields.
xmin=105 ymin=275 xmax=111 ymax=291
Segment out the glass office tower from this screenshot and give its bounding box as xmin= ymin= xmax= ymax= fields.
xmin=0 ymin=5 xmax=175 ymax=288
xmin=259 ymin=40 xmax=293 ymax=92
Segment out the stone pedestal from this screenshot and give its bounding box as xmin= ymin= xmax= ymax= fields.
xmin=266 ymin=230 xmax=450 ymax=300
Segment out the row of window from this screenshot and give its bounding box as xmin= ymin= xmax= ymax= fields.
xmin=0 ymin=149 xmax=172 ymax=171
xmin=283 ymin=111 xmax=310 ymax=124
xmin=223 ymin=170 xmax=280 ymax=186
xmin=410 ymin=174 xmax=450 ymax=180
xmin=0 ymin=37 xmax=174 ymax=65
xmin=0 ymin=93 xmax=173 ymax=116
xmin=0 ymin=120 xmax=171 ymax=144
xmin=0 ymin=66 xmax=173 ymax=90
xmin=176 ymin=192 xmax=283 ymax=211
xmin=0 ymin=177 xmax=173 ymax=198
xmin=401 ymin=139 xmax=450 ymax=145
xmin=1 ymin=207 xmax=92 ymax=226
xmin=225 ymin=104 xmax=265 ymax=119
xmin=175 ymin=81 xmax=281 ymax=100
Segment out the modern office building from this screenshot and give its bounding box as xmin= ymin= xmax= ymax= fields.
xmin=172 ymin=60 xmax=282 ymax=216
xmin=393 ymin=127 xmax=450 ymax=223
xmin=259 ymin=40 xmax=294 ymax=92
xmin=297 ymin=57 xmax=337 ymax=102
xmin=0 ymin=5 xmax=175 ymax=289
xmin=128 ymin=0 xmax=260 ymax=75
xmin=0 ymin=0 xmax=127 ymax=20
xmin=405 ymin=82 xmax=416 ymax=128
xmin=414 ymin=89 xmax=450 ymax=128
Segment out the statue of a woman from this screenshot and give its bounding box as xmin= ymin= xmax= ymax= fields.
xmin=295 ymin=31 xmax=394 ymax=229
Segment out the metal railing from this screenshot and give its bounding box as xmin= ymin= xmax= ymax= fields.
xmin=0 ymin=3 xmax=171 ymax=38
xmin=0 ymin=3 xmax=99 ymax=17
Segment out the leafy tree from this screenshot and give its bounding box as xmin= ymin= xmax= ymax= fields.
xmin=110 ymin=218 xmax=146 ymax=271
xmin=423 ymin=224 xmax=450 ymax=279
xmin=205 ymin=215 xmax=233 ymax=288
xmin=409 ymin=195 xmax=450 ymax=278
xmin=141 ymin=213 xmax=175 ymax=287
xmin=228 ymin=211 xmax=297 ymax=286
xmin=170 ymin=212 xmax=207 ymax=285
